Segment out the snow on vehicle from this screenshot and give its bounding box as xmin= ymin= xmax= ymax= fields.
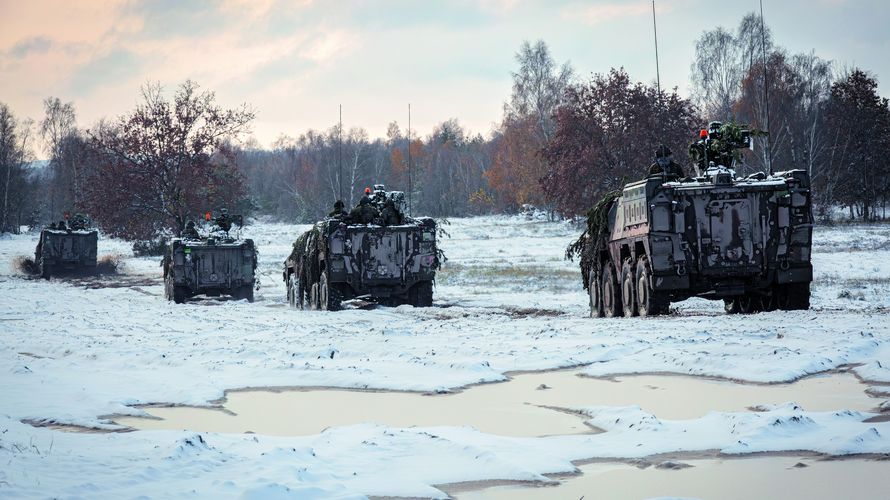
xmin=34 ymin=214 xmax=98 ymax=279
xmin=284 ymin=188 xmax=440 ymax=310
xmin=162 ymin=211 xmax=257 ymax=304
xmin=574 ymin=123 xmax=814 ymax=317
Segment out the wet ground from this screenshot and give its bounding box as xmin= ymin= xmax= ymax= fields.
xmin=115 ymin=370 xmax=881 ymax=437
xmin=450 ymin=455 xmax=890 ymax=500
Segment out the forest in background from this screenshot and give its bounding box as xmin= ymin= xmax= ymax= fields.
xmin=2 ymin=12 xmax=890 ymax=240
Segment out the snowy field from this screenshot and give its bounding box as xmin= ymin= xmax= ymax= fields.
xmin=1 ymin=215 xmax=890 ymax=498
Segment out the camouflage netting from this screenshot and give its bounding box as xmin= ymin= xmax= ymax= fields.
xmin=287 ymin=226 xmax=323 ymax=291
xmin=566 ymin=189 xmax=621 ymax=290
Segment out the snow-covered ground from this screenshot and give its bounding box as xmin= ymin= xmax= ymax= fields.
xmin=1 ymin=216 xmax=889 ymax=498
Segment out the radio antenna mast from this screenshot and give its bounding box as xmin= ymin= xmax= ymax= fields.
xmin=652 ymin=0 xmax=661 ymax=95
xmin=760 ymin=0 xmax=772 ymax=174
xmin=338 ymin=104 xmax=343 ymax=202
xmin=407 ymin=103 xmax=412 ymax=216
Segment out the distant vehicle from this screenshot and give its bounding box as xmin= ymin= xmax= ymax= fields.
xmin=575 ymin=122 xmax=813 ymax=317
xmin=284 ymin=187 xmax=440 ymax=310
xmin=163 ymin=210 xmax=257 ymax=303
xmin=34 ymin=214 xmax=98 ymax=279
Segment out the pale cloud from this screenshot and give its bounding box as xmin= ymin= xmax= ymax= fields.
xmin=1 ymin=0 xmax=888 ymax=149
xmin=565 ymin=1 xmax=671 ymax=26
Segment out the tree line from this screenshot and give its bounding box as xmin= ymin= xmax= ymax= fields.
xmin=2 ymin=12 xmax=889 ymax=238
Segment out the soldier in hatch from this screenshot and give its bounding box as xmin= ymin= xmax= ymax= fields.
xmin=182 ymin=220 xmax=200 ymax=239
xmin=647 ymin=145 xmax=685 ymax=180
xmin=380 ymin=198 xmax=403 ymax=226
xmin=349 ymin=189 xmax=380 ymax=224
xmin=329 ymin=200 xmax=346 ymax=218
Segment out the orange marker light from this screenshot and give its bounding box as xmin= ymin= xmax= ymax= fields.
xmin=364 ymin=187 xmax=371 ymax=194
xmin=699 ymin=129 xmax=709 ymax=139
xmin=205 ymin=212 xmax=212 ymax=221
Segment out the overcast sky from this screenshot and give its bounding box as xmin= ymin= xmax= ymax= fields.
xmin=2 ymin=0 xmax=889 ymax=150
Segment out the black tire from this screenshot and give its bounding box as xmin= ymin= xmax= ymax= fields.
xmin=165 ymin=276 xmax=187 ymax=304
xmin=636 ymin=256 xmax=669 ymax=316
xmin=286 ymin=273 xmax=294 ymax=306
xmin=242 ymin=284 xmax=255 ymax=303
xmin=724 ymin=298 xmax=741 ymax=314
xmin=409 ymin=281 xmax=434 ymax=307
xmin=601 ymin=260 xmax=622 ymax=318
xmin=737 ymin=294 xmax=762 ymax=314
xmin=776 ymin=282 xmax=811 ymax=310
xmin=319 ymin=272 xmax=341 ymax=311
xmin=40 ymin=261 xmax=52 ymax=280
xmin=588 ymin=268 xmax=603 ymax=318
xmin=620 ymin=259 xmax=637 ymax=318
xmin=310 ymin=282 xmax=320 ymax=310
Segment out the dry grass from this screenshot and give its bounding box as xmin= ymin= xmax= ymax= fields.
xmin=96 ymin=254 xmax=124 ymax=275
xmin=13 ymin=255 xmax=39 ymax=275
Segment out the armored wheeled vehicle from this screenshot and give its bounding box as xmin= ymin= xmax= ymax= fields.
xmin=34 ymin=214 xmax=98 ymax=279
xmin=575 ymin=123 xmax=813 ymax=317
xmin=163 ymin=211 xmax=257 ymax=303
xmin=284 ymin=187 xmax=439 ymax=310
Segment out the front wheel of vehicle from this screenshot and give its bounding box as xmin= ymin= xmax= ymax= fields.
xmin=589 ymin=268 xmax=603 ymax=318
xmin=636 ymin=256 xmax=669 ymax=316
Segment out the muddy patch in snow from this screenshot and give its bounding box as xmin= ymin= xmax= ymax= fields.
xmin=113 ymin=371 xmax=881 ymax=438
xmin=450 ymin=454 xmax=890 ymax=500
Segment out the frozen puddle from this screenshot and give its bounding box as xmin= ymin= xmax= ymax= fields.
xmin=451 ymin=456 xmax=890 ymax=500
xmin=114 ymin=371 xmax=880 ymax=437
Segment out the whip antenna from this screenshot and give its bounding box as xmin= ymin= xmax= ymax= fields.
xmin=407 ymin=103 xmax=412 ymax=216
xmin=338 ymin=104 xmax=343 ymax=202
xmin=652 ymin=0 xmax=661 ymax=95
xmin=760 ymin=0 xmax=772 ymax=174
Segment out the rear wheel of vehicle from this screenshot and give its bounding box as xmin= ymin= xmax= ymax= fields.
xmin=310 ymin=282 xmax=320 ymax=309
xmin=588 ymin=268 xmax=603 ymax=318
xmin=40 ymin=261 xmax=52 ymax=279
xmin=165 ymin=276 xmax=187 ymax=304
xmin=409 ymin=281 xmax=434 ymax=307
xmin=636 ymin=256 xmax=669 ymax=316
xmin=621 ymin=259 xmax=637 ymax=318
xmin=724 ymin=298 xmax=741 ymax=314
xmin=776 ymin=283 xmax=810 ymax=310
xmin=241 ymin=284 xmax=255 ymax=303
xmin=601 ymin=261 xmax=622 ymax=318
xmin=286 ymin=274 xmax=295 ymax=306
xmin=737 ymin=293 xmax=762 ymax=314
xmin=319 ymin=272 xmax=341 ymax=311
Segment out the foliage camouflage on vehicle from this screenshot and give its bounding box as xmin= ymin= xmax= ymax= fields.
xmin=572 ymin=122 xmax=814 ymax=317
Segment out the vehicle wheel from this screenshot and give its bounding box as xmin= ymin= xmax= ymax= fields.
xmin=737 ymin=293 xmax=762 ymax=314
xmin=286 ymin=273 xmax=295 ymax=306
xmin=297 ymin=277 xmax=306 ymax=309
xmin=165 ymin=276 xmax=187 ymax=304
xmin=40 ymin=261 xmax=52 ymax=280
xmin=409 ymin=281 xmax=434 ymax=307
xmin=242 ymin=284 xmax=255 ymax=303
xmin=724 ymin=298 xmax=741 ymax=314
xmin=319 ymin=272 xmax=341 ymax=311
xmin=776 ymin=283 xmax=810 ymax=310
xmin=620 ymin=259 xmax=637 ymax=318
xmin=310 ymin=282 xmax=320 ymax=309
xmin=588 ymin=268 xmax=603 ymax=318
xmin=601 ymin=260 xmax=623 ymax=318
xmin=636 ymin=256 xmax=669 ymax=316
